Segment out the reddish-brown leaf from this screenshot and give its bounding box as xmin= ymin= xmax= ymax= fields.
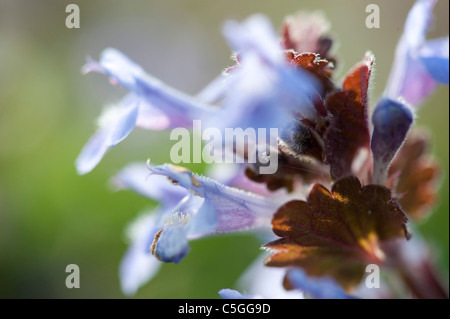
xmin=265 ymin=176 xmax=410 ymax=291
xmin=387 ymin=131 xmax=440 ymax=221
xmin=323 ymin=54 xmax=374 ymax=180
xmin=287 ymin=52 xmax=335 ymax=93
xmin=342 ymin=53 xmax=373 ymax=109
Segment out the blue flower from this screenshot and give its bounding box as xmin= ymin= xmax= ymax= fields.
xmin=76 ymin=15 xmax=320 ymax=175
xmin=385 ymin=0 xmax=449 ymax=108
xmin=112 ymin=164 xmax=186 ymax=295
xmin=146 ymin=163 xmax=279 ymax=262
xmin=76 ymin=49 xmax=215 ymax=174
xmin=82 ymin=48 xmax=213 ymax=124
xmin=112 ymin=162 xmax=280 ymax=294
xmin=207 ymin=15 xmax=320 ymax=135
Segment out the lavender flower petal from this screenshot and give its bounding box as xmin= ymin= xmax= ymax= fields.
xmin=195 ymin=73 xmax=233 ymax=104
xmin=152 ymin=223 xmax=191 ymax=263
xmin=237 ymin=253 xmax=304 ymax=299
xmin=112 ymin=163 xmax=186 ymax=206
xmin=385 ymin=0 xmax=448 ymax=107
xmin=119 ymin=213 xmax=162 ymax=295
xmin=82 ymin=48 xmax=145 ymax=91
xmin=208 ymin=15 xmax=319 ymax=134
xmin=419 ymin=36 xmax=450 ymax=84
xmin=83 ymin=48 xmax=215 ymax=128
xmin=114 ymin=163 xmax=278 ymax=264
xmin=151 ymin=195 xmax=205 ymax=263
xmin=146 ymin=163 xmax=279 ymax=263
xmin=108 ymin=97 xmax=140 ymax=147
xmin=223 ymin=14 xmax=284 ymax=66
xmin=75 ymin=96 xmax=139 ymax=174
xmin=287 ymin=268 xmax=356 ymax=299
xmin=149 ymin=163 xmax=278 ymax=232
xmin=75 ymin=128 xmax=110 ymax=175
xmin=135 ymin=98 xmax=171 ymax=130
xmin=219 ymin=289 xmax=262 ymax=299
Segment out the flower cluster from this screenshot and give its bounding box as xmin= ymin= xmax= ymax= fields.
xmin=77 ymin=0 xmax=448 ymax=298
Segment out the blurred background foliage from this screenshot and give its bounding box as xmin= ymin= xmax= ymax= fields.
xmin=0 ymin=0 xmax=448 ymax=298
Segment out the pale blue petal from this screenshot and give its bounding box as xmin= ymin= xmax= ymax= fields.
xmin=395 ymin=53 xmax=438 ymax=107
xmin=219 ymin=289 xmax=261 ymax=299
xmin=212 ymin=15 xmax=319 ymax=133
xmin=237 ymin=253 xmax=304 ymax=299
xmin=75 ymin=95 xmax=140 ymax=174
xmin=136 ymin=98 xmax=171 ymax=130
xmin=385 ymin=0 xmax=447 ymax=107
xmin=120 ymin=248 xmax=161 ymax=296
xmin=151 ymin=195 xmax=204 ymax=263
xmin=82 ymin=48 xmax=146 ymax=91
xmin=206 ymin=164 xmax=274 ymax=197
xmin=206 ymin=56 xmax=318 ymax=139
xmin=112 ymin=163 xmax=186 ymax=206
xmin=222 ymin=14 xmax=284 ymax=66
xmin=119 ymin=213 xmax=162 ymax=295
xmin=152 ymin=225 xmax=190 ymax=264
xmin=149 ymin=164 xmax=278 ymax=233
xmin=185 ymin=199 xmax=217 ymax=239
xmin=419 ymin=37 xmax=450 ymax=84
xmin=133 ymin=76 xmax=212 ymax=129
xmin=205 ymin=55 xmax=282 ymax=130
xmin=108 ymin=97 xmax=140 ymax=147
xmin=195 ymin=73 xmax=232 ymax=104
xmin=147 ymin=164 xmax=278 ymax=263
xmin=84 ymin=48 xmax=216 ymax=128
xmin=75 ymin=128 xmax=109 ymax=175
xmin=287 ymin=268 xmax=356 ymax=299
xmin=403 ymin=0 xmax=435 ymax=48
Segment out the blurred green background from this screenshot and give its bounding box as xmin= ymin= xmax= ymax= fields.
xmin=0 ymin=0 xmax=448 ymax=298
